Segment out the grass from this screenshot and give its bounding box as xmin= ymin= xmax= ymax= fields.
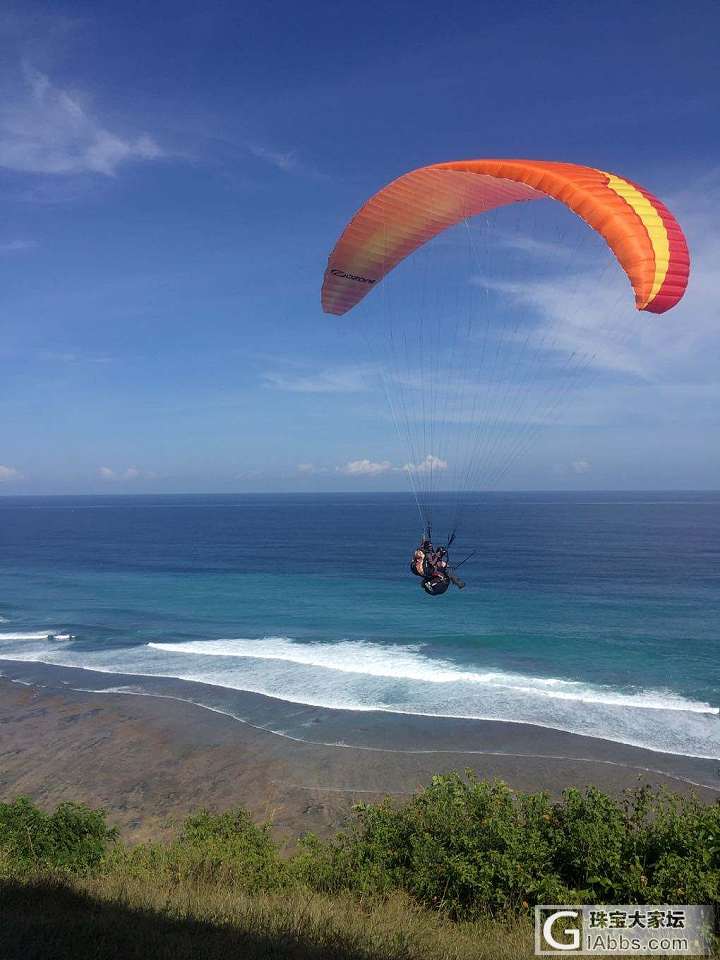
xmin=1 ymin=875 xmax=533 ymax=960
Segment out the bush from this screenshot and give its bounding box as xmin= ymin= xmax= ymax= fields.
xmin=293 ymin=774 xmax=565 ymax=916
xmin=172 ymin=807 xmax=286 ymax=889
xmin=0 ymin=797 xmax=117 ymax=874
xmin=112 ymin=807 xmax=286 ymax=892
xmin=294 ymin=773 xmax=720 ymax=920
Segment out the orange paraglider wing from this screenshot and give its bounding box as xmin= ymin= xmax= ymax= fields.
xmin=321 ymin=159 xmax=689 ymax=316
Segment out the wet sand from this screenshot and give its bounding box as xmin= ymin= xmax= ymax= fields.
xmin=1 ymin=660 xmax=718 ymax=843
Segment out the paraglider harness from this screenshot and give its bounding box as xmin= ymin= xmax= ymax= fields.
xmin=410 ymin=528 xmax=466 ymax=596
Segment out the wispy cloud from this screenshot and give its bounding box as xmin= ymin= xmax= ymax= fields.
xmin=45 ymin=351 xmax=112 ymax=364
xmin=494 ymin=232 xmax=587 ymax=262
xmin=245 ymin=140 xmax=328 ymax=180
xmin=263 ymin=364 xmax=374 ymax=394
xmin=0 ymin=239 xmax=38 ymax=254
xmin=234 ymin=468 xmax=268 ymax=482
xmin=98 ymin=466 xmax=155 ymax=481
xmin=473 ymin=273 xmax=648 ymax=376
xmin=247 ymin=142 xmax=297 ymax=173
xmin=0 ymin=465 xmax=22 ymax=482
xmin=0 ymin=66 xmax=163 ymax=176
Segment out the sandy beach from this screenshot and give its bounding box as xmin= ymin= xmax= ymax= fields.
xmin=1 ymin=660 xmax=718 ymax=843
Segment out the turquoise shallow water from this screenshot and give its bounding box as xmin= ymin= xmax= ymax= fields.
xmin=1 ymin=492 xmax=719 ymax=757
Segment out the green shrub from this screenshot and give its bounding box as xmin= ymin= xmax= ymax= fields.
xmin=0 ymin=797 xmax=117 ymax=874
xmin=293 ymin=774 xmax=566 ymax=916
xmin=165 ymin=808 xmax=287 ymax=890
xmin=294 ymin=773 xmax=720 ymax=920
xmin=110 ymin=808 xmax=286 ymax=892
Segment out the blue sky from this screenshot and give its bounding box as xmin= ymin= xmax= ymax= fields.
xmin=1 ymin=0 xmax=719 ymax=494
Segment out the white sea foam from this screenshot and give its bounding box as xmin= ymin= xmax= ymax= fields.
xmin=148 ymin=637 xmax=718 ymax=715
xmin=0 ymin=631 xmax=55 ymax=641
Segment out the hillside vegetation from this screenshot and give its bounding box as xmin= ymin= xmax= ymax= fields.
xmin=1 ymin=773 xmax=718 ymax=959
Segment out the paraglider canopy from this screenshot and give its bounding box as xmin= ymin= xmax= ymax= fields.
xmin=322 ymin=159 xmax=689 ymax=317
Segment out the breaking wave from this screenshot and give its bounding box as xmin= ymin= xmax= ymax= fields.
xmin=1 ymin=632 xmax=718 ymax=758
xmin=149 ymin=637 xmax=717 ymax=714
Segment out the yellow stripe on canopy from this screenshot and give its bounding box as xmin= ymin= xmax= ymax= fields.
xmin=601 ymin=172 xmax=670 ymax=309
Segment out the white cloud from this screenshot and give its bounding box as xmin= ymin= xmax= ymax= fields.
xmin=296 ymin=463 xmax=328 ymax=474
xmin=572 ymin=459 xmax=591 ymax=475
xmin=0 ymin=465 xmax=22 ymax=482
xmin=337 ymin=459 xmax=393 ymax=476
xmin=263 ymin=365 xmax=374 ymax=394
xmin=336 ymin=453 xmax=448 ymax=478
xmin=0 ymin=239 xmax=38 ymax=254
xmin=98 ymin=465 xmax=154 ymax=481
xmin=0 ymin=67 xmax=163 ymax=176
xmin=474 ymin=273 xmax=650 ymax=377
xmin=403 ymin=454 xmax=448 ymax=475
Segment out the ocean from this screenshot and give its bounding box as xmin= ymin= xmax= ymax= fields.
xmin=1 ymin=492 xmax=718 ymax=759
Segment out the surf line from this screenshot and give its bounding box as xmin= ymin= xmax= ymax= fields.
xmin=61 ymin=682 xmax=720 ymax=795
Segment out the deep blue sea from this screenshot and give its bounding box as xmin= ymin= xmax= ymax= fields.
xmin=1 ymin=492 xmax=719 ymax=758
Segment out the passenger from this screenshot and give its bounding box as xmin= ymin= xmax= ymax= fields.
xmin=411 ymin=538 xmax=433 ymax=577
